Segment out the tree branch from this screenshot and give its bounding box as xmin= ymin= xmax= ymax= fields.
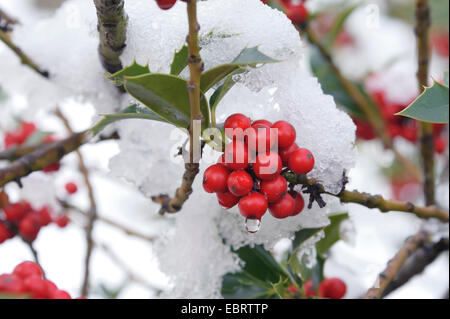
xmin=415 ymin=0 xmax=435 ymax=206
xmin=93 ymin=0 xmax=128 ymax=75
xmin=283 ymin=172 xmax=449 ymax=222
xmin=363 ymin=231 xmax=429 ymax=299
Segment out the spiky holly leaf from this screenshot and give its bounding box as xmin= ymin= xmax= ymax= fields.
xmin=107 ymin=60 xmax=150 ymax=86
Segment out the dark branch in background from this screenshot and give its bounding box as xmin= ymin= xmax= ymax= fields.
xmin=0 ymin=8 xmax=18 ymax=32
xmin=284 ymin=172 xmax=449 ymax=222
xmin=55 ymin=109 xmax=97 ymax=297
xmin=304 ymin=26 xmax=422 ymax=182
xmin=364 ymin=231 xmax=429 ymax=299
xmin=0 ymin=132 xmax=87 ymax=188
xmin=415 ymin=0 xmax=435 ymax=206
xmin=24 ymin=240 xmax=45 ymax=278
xmin=382 ymin=237 xmax=449 ymax=297
xmin=93 ymin=0 xmax=128 ymax=75
xmin=0 ymin=29 xmax=49 ymax=78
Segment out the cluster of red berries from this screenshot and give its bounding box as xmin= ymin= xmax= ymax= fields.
xmin=2 ymin=121 xmax=61 ymax=172
xmin=355 ymin=90 xmax=447 ymax=154
xmin=0 ymin=261 xmax=82 ymax=299
xmin=203 ymin=114 xmax=315 ymax=228
xmin=0 ymin=191 xmax=71 ymax=244
xmin=261 ymin=0 xmax=309 ymax=24
xmin=288 ymin=277 xmax=346 ymax=299
xmin=154 ymin=0 xmax=187 ymax=11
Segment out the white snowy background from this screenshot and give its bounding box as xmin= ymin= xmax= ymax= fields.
xmin=0 ymin=0 xmax=448 ymax=298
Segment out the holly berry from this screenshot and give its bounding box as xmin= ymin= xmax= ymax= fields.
xmin=303 ymin=279 xmax=318 ymax=298
xmin=434 ymin=136 xmax=446 ymax=154
xmin=223 ymin=140 xmax=250 ymax=170
xmin=269 ymin=193 xmax=295 ymax=219
xmin=3 ymin=202 xmax=28 ymax=222
xmin=288 ymin=148 xmax=314 ymax=175
xmin=260 ymin=175 xmax=287 ymax=202
xmin=13 ymin=261 xmax=43 ymax=279
xmin=18 ymin=214 xmax=42 ymax=241
xmin=272 ymin=121 xmax=296 ymax=149
xmin=203 ymin=164 xmax=229 ymax=193
xmin=50 ymin=289 xmax=72 ymax=299
xmin=319 ymin=278 xmax=346 ymax=299
xmin=55 ymin=215 xmax=70 ymax=228
xmin=42 ymin=162 xmax=61 ymax=173
xmin=253 ymin=151 xmax=282 ymax=180
xmin=289 ymin=191 xmax=305 ymax=216
xmin=0 ymin=274 xmax=25 ymax=295
xmin=155 ymin=0 xmax=177 ymax=10
xmin=252 ymin=119 xmax=273 ymax=127
xmin=224 ymin=113 xmax=252 ymax=140
xmin=217 ymin=192 xmax=240 ymax=209
xmin=227 ymin=170 xmax=254 ymax=197
xmin=247 ymin=123 xmax=275 ymax=153
xmin=23 ymin=275 xmax=48 ymax=299
xmin=238 ymin=192 xmax=268 ymax=220
xmin=286 ymin=4 xmax=308 ymax=25
xmin=65 ymin=182 xmax=78 ymax=195
xmin=279 ymin=142 xmax=299 ymax=166
xmin=0 ymin=222 xmax=13 ymax=244
xmin=36 ymin=207 xmax=52 ymax=226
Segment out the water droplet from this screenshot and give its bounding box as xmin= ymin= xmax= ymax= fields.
xmin=245 ymin=218 xmax=261 ymax=233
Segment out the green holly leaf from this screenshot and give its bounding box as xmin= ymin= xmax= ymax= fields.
xmin=288 ymin=227 xmax=324 ymax=268
xmin=396 ymin=81 xmax=449 ymax=123
xmin=316 ymin=212 xmax=349 ymax=256
xmin=107 ymin=60 xmax=150 ymax=86
xmin=170 ymin=45 xmax=188 ymax=76
xmin=324 ymin=5 xmax=358 ymax=48
xmin=221 ymin=273 xmax=270 ymax=299
xmin=201 ymin=46 xmax=279 ymax=92
xmin=90 ymin=104 xmax=167 ymax=137
xmin=124 ymin=73 xmax=210 ymax=129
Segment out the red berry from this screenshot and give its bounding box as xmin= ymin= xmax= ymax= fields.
xmin=4 ymin=132 xmax=19 ymax=148
xmin=260 ymin=175 xmax=287 ymax=202
xmin=279 ymin=142 xmax=299 ymax=167
xmin=55 ymin=215 xmax=70 ymax=228
xmin=43 ymin=280 xmax=58 ymax=297
xmin=287 ymin=285 xmax=298 ymax=293
xmin=252 ymin=119 xmax=273 ymax=127
xmin=0 ymin=274 xmax=25 ymax=295
xmin=65 ymin=182 xmax=78 ymax=195
xmin=272 ymin=121 xmax=296 ymax=149
xmin=238 ymin=192 xmax=268 ymax=220
xmin=51 ymin=289 xmax=72 ymax=299
xmin=42 ymin=162 xmax=61 ymax=173
xmin=0 ymin=222 xmax=13 ymax=244
xmin=224 ymin=113 xmax=252 ymax=140
xmin=434 ymin=136 xmax=446 ymax=154
xmin=288 ymin=148 xmax=314 ymax=175
xmin=253 ymin=151 xmax=282 ymax=181
xmin=289 ymin=191 xmax=305 ymax=216
xmin=23 ymin=275 xmax=48 ymax=299
xmin=13 ymin=261 xmax=43 ymax=279
xmin=227 ymin=170 xmax=254 ymax=197
xmin=203 ymin=164 xmax=229 ymax=193
xmin=36 ymin=207 xmax=52 ymax=226
xmin=286 ymin=4 xmax=308 ymax=24
xmin=3 ymin=202 xmax=28 ymax=222
xmin=304 ymin=279 xmax=318 ymax=297
xmin=155 ymin=0 xmax=177 ymax=10
xmin=223 ymin=140 xmax=250 ymax=170
xmin=247 ymin=124 xmax=276 ymax=153
xmin=269 ymin=193 xmax=295 ymax=219
xmin=217 ymin=192 xmax=240 ymax=209
xmin=319 ymin=278 xmax=347 ymax=299
xmin=18 ymin=214 xmax=42 ymax=241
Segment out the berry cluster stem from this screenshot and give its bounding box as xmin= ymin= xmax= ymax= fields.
xmin=363 ymin=231 xmax=429 ymax=299
xmin=0 ymin=29 xmax=49 ymax=78
xmin=284 ymin=173 xmax=449 ymax=222
xmin=415 ymin=0 xmax=435 ymax=206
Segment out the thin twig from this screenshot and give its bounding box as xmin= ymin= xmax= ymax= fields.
xmin=24 ymin=240 xmax=46 ymax=278
xmin=284 ymin=172 xmax=449 ymax=222
xmin=363 ymin=231 xmax=429 ymax=299
xmin=55 ymin=108 xmax=97 ymax=297
xmin=0 ymin=29 xmax=49 ymax=78
xmin=415 ymin=0 xmax=435 ymax=206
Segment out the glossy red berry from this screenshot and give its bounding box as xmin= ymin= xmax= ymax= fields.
xmin=289 ymin=191 xmax=305 ymax=216
xmin=0 ymin=274 xmax=25 ymax=295
xmin=203 ymin=164 xmax=229 ymax=193
xmin=65 ymin=182 xmax=78 ymax=195
xmin=260 ymin=175 xmax=287 ymax=202
xmin=319 ymin=278 xmax=347 ymax=299
xmin=217 ymin=192 xmax=240 ymax=209
xmin=51 ymin=289 xmax=72 ymax=299
xmin=238 ymin=192 xmax=268 ymax=220
xmin=13 ymin=261 xmax=43 ymax=279
xmin=227 ymin=171 xmax=254 ymax=197
xmin=23 ymin=275 xmax=48 ymax=299
xmin=155 ymin=0 xmax=177 ymax=10
xmin=304 ymin=279 xmax=318 ymax=297
xmin=223 ymin=140 xmax=250 ymax=170
xmin=55 ymin=215 xmax=70 ymax=228
xmin=253 ymin=151 xmax=282 ymax=181
xmin=0 ymin=222 xmax=13 ymax=244
xmin=272 ymin=121 xmax=296 ymax=149
xmin=252 ymin=119 xmax=273 ymax=127
xmin=288 ymin=148 xmax=314 ymax=175
xmin=18 ymin=215 xmax=42 ymax=241
xmin=247 ymin=124 xmax=276 ymax=153
xmin=224 ymin=113 xmax=252 ymax=140
xmin=279 ymin=142 xmax=299 ymax=167
xmin=269 ymin=193 xmax=295 ymax=219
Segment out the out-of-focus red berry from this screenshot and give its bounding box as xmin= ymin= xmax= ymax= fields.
xmin=319 ymin=278 xmax=347 ymax=299
xmin=13 ymin=261 xmax=43 ymax=279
